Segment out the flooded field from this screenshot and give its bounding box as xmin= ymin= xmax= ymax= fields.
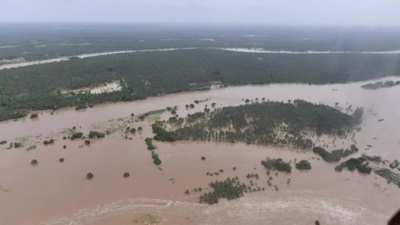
xmin=0 ymin=77 xmax=400 ymax=225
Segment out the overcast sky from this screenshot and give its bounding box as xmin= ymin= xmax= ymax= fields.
xmin=1 ymin=0 xmax=399 ymax=26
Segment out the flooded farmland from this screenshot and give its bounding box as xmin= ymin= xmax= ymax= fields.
xmin=0 ymin=77 xmax=400 ymax=225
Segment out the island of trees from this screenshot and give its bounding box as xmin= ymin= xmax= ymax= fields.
xmin=151 ymin=100 xmax=363 ymax=149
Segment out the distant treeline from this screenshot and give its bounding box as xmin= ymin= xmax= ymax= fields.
xmin=2 ymin=24 xmax=400 ymax=61
xmin=0 ymin=49 xmax=396 ymax=121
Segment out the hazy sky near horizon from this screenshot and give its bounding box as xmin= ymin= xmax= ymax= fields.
xmin=1 ymin=0 xmax=399 ymax=26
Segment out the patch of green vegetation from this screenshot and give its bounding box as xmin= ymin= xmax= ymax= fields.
xmin=261 ymin=157 xmax=292 ymax=173
xmin=31 ymin=159 xmax=38 ymax=165
xmin=390 ymin=160 xmax=399 ymax=169
xmin=152 ymin=100 xmax=361 ymax=146
xmin=0 ymin=141 xmax=7 ymax=145
xmin=152 ymin=154 xmax=162 ymax=165
xmin=145 ymin=138 xmax=155 ymax=150
xmin=30 ymin=113 xmax=38 ymax=119
xmin=26 ymin=145 xmax=36 ymax=151
xmin=43 ymin=139 xmax=54 ymax=145
xmin=130 ymin=128 xmax=136 ymax=133
xmin=59 ymin=158 xmax=64 ymax=162
xmin=86 ymin=172 xmax=94 ymax=179
xmin=146 ymin=109 xmax=166 ymax=122
xmin=374 ymin=168 xmax=400 ymax=187
xmin=132 ymin=214 xmax=161 ymax=224
xmin=84 ymin=140 xmax=91 ymax=145
xmin=313 ymin=145 xmax=358 ymax=162
xmin=335 ymin=157 xmax=372 ymax=173
xmin=296 ymin=160 xmax=311 ymax=170
xmin=72 ymin=132 xmax=83 ymax=139
xmin=88 ymin=131 xmax=105 ymax=138
xmin=199 ymin=177 xmax=245 ymax=204
xmin=14 ymin=142 xmax=22 ymax=148
xmin=123 ymin=172 xmax=130 ymax=177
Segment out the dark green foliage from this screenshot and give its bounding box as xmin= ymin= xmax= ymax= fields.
xmin=168 ymin=117 xmax=178 ymax=123
xmin=75 ymin=104 xmax=87 ymax=110
xmin=152 ymin=100 xmax=360 ymax=146
xmin=138 ymin=127 xmax=143 ymax=131
xmin=199 ymin=177 xmax=245 ymax=204
xmin=145 ymin=137 xmax=155 ymax=150
xmin=30 ymin=113 xmax=38 ymax=119
xmin=261 ymin=157 xmax=292 ymax=173
xmin=171 ymin=109 xmax=177 ymax=115
xmin=43 ymin=139 xmax=54 ymax=145
xmin=63 ymin=145 xmax=66 ymax=149
xmin=0 ymin=141 xmax=7 ymax=144
xmin=374 ymin=168 xmax=400 ymax=186
xmin=86 ymin=172 xmax=94 ymax=179
xmin=315 ymin=221 xmax=320 ymax=225
xmin=13 ymin=142 xmax=22 ymax=148
xmin=88 ymin=131 xmax=105 ymax=138
xmin=211 ymin=102 xmax=216 ymax=107
xmin=190 ymin=104 xmax=195 ymax=108
xmin=233 ymin=167 xmax=236 ymax=171
xmin=59 ymin=158 xmax=64 ymax=162
xmin=139 ymin=115 xmax=146 ymax=120
xmin=335 ymin=158 xmax=372 ymax=173
xmin=201 ymin=156 xmax=206 ymax=160
xmin=84 ymin=140 xmax=90 ymax=145
xmin=390 ymin=160 xmax=399 ymax=169
xmin=187 ymin=112 xmax=206 ymax=123
xmin=130 ymin=128 xmax=136 ymax=133
xmin=296 ymin=160 xmax=312 ymax=170
xmin=361 ymin=154 xmax=382 ymax=162
xmin=72 ymin=132 xmax=83 ymax=139
xmin=123 ymin=172 xmax=130 ymax=177
xmin=152 ymin=154 xmax=162 ymax=165
xmin=31 ymin=159 xmax=38 ymax=165
xmin=194 ymin=100 xmax=200 ymax=104
xmin=313 ymin=146 xmax=358 ymax=162
xmin=185 ymin=190 xmax=190 ymax=194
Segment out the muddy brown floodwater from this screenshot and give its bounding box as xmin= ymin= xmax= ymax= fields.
xmin=0 ymin=77 xmax=400 ymax=225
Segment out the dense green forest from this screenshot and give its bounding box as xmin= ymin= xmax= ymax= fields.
xmin=152 ymin=100 xmax=362 ymax=147
xmin=2 ymin=24 xmax=400 ymax=61
xmin=1 ymin=48 xmax=394 ymax=121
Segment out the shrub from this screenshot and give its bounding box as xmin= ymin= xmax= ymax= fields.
xmin=63 ymin=145 xmax=66 ymax=149
xmin=85 ymin=140 xmax=91 ymax=145
xmin=211 ymin=102 xmax=216 ymax=107
xmin=201 ymin=156 xmax=206 ymax=160
xmin=86 ymin=172 xmax=94 ymax=179
xmin=30 ymin=113 xmax=38 ymax=119
xmin=315 ymin=221 xmax=320 ymax=225
xmin=130 ymin=128 xmax=136 ymax=133
xmin=88 ymin=131 xmax=105 ymax=138
xmin=171 ymin=109 xmax=177 ymax=115
xmin=152 ymin=154 xmax=162 ymax=165
xmin=31 ymin=159 xmax=38 ymax=165
xmin=138 ymin=127 xmax=143 ymax=131
xmin=233 ymin=167 xmax=237 ymax=171
xmin=145 ymin=138 xmax=155 ymax=150
xmin=139 ymin=115 xmax=145 ymax=120
xmin=190 ymin=104 xmax=195 ymax=108
xmin=194 ymin=100 xmax=199 ymax=104
xmin=261 ymin=157 xmax=292 ymax=173
xmin=123 ymin=172 xmax=130 ymax=177
xmin=72 ymin=132 xmax=83 ymax=139
xmin=296 ymin=160 xmax=312 ymax=170
xmin=0 ymin=141 xmax=7 ymax=145
xmin=59 ymin=158 xmax=64 ymax=162
xmin=14 ymin=142 xmax=22 ymax=148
